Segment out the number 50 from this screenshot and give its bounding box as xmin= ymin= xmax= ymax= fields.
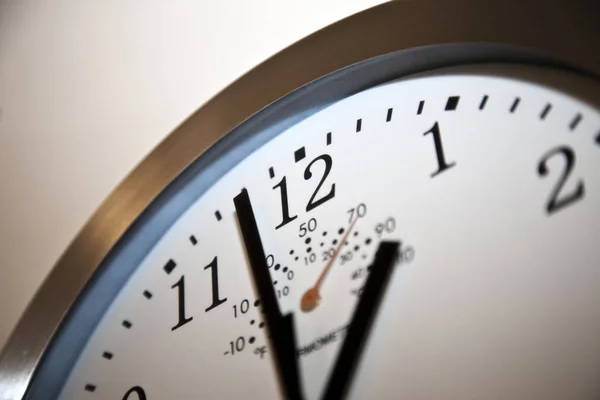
xmin=299 ymin=218 xmax=317 ymax=237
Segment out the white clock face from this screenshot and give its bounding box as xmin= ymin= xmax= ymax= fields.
xmin=58 ymin=65 xmax=600 ymax=399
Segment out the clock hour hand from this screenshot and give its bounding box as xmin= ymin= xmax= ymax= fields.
xmin=321 ymin=241 xmax=400 ymax=400
xmin=234 ymin=188 xmax=303 ymax=400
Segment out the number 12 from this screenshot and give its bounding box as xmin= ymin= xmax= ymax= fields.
xmin=273 ymin=154 xmax=336 ymax=229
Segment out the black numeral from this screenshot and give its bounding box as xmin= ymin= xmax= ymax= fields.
xmin=305 ymin=154 xmax=335 ymax=211
xmin=305 ymin=253 xmax=316 ymax=265
xmin=171 ymin=256 xmax=226 ymax=331
xmin=228 ymin=336 xmax=246 ymax=355
xmin=347 ymin=203 xmax=367 ymax=223
xmin=277 ymin=286 xmax=290 ymax=298
xmin=273 ymin=154 xmax=336 ymax=230
xmin=537 ymin=146 xmax=585 ymax=214
xmin=273 ymin=177 xmax=298 ymax=229
xmin=171 ymin=276 xmax=193 ymax=331
xmin=204 ymin=256 xmax=227 ymax=312
xmin=423 ymin=121 xmax=456 ymax=177
xmin=123 ymin=386 xmax=147 ymax=400
xmin=322 ymin=248 xmax=335 ymax=261
xmin=233 ymin=299 xmax=250 ymax=318
xmin=299 ymin=218 xmax=317 ymax=237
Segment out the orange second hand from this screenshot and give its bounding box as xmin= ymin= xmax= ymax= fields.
xmin=314 ymin=216 xmax=360 ymax=290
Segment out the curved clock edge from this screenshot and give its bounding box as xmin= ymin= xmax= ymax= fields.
xmin=1 ymin=1 xmax=599 ymax=398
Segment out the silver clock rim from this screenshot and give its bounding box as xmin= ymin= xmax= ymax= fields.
xmin=1 ymin=1 xmax=599 ymax=398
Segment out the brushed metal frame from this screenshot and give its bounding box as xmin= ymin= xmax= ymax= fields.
xmin=1 ymin=1 xmax=599 ymax=398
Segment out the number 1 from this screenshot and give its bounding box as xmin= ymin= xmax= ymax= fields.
xmin=423 ymin=121 xmax=456 ymax=177
xmin=273 ymin=177 xmax=298 ymax=230
xmin=171 ymin=276 xmax=193 ymax=331
xmin=204 ymin=256 xmax=228 ymax=312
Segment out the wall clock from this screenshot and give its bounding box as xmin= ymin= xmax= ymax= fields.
xmin=1 ymin=1 xmax=600 ymax=399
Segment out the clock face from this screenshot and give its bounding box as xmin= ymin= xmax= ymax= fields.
xmin=2 ymin=2 xmax=600 ymax=399
xmin=51 ymin=65 xmax=600 ymax=399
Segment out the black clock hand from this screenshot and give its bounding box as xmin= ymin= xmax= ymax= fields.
xmin=321 ymin=240 xmax=400 ymax=400
xmin=234 ymin=188 xmax=304 ymax=400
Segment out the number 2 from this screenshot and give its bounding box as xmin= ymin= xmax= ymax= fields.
xmin=537 ymin=145 xmax=585 ymax=214
xmin=305 ymin=154 xmax=335 ymax=211
xmin=123 ymin=386 xmax=147 ymax=400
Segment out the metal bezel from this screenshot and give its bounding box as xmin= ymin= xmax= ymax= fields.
xmin=1 ymin=1 xmax=599 ymax=398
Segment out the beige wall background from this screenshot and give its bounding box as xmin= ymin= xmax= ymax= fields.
xmin=0 ymin=0 xmax=386 ymax=350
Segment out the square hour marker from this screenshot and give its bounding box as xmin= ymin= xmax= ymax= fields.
xmin=445 ymin=96 xmax=459 ymax=111
xmin=294 ymin=147 xmax=306 ymax=162
xmin=163 ymin=259 xmax=176 ymax=274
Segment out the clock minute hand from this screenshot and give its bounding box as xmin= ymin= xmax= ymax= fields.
xmin=321 ymin=240 xmax=400 ymax=400
xmin=233 ymin=188 xmax=304 ymax=400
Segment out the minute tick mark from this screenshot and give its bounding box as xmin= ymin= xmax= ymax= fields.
xmin=417 ymin=100 xmax=424 ymax=115
xmin=540 ymin=103 xmax=552 ymax=120
xmin=269 ymin=167 xmax=275 ymax=179
xmin=356 ymin=118 xmax=362 ymax=132
xmin=143 ymin=290 xmax=153 ymax=299
xmin=122 ymin=320 xmax=132 ymax=329
xmin=215 ymin=210 xmax=222 ymax=221
xmin=326 ymin=132 xmax=332 ymax=145
xmin=569 ymin=113 xmax=583 ymax=131
xmin=102 ymin=351 xmax=113 ymax=360
xmin=189 ymin=235 xmax=198 ymax=245
xmin=386 ymin=108 xmax=393 ymax=122
xmin=510 ymin=97 xmax=520 ymax=113
xmin=479 ymin=95 xmax=488 ymax=110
